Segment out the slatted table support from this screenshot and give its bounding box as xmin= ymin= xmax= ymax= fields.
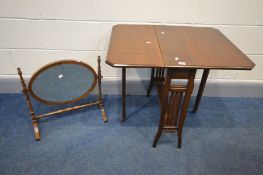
xmin=106 ymin=24 xmax=255 ymax=148
xmin=146 ymin=68 xmax=165 ymax=97
xmin=153 ymin=68 xmax=196 ymax=148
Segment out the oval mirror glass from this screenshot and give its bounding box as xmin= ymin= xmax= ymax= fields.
xmin=28 ymin=60 xmax=97 ymax=105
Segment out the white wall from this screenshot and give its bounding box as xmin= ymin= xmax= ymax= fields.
xmin=0 ymin=0 xmax=263 ymax=96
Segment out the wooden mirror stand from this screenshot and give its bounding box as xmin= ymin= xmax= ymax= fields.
xmin=17 ymin=56 xmax=108 ymax=140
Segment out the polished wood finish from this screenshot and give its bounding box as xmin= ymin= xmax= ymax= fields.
xmin=17 ymin=68 xmax=40 ymax=140
xmin=153 ymin=69 xmax=196 ymax=148
xmin=154 ymin=26 xmax=255 ymax=69
xmin=106 ymin=24 xmax=255 ymax=148
xmin=106 ymin=24 xmax=255 ymax=122
xmin=18 ymin=57 xmax=108 ymax=140
xmin=146 ymin=68 xmax=165 ymax=97
xmin=192 ymin=69 xmax=210 ymax=113
xmin=121 ymin=68 xmax=126 ymax=122
xmin=107 ymin=25 xmax=255 ymax=70
xmin=36 ymin=101 xmax=100 ymax=119
xmin=28 ymin=60 xmax=98 ymax=105
xmin=106 ymin=25 xmax=164 ymax=68
xmin=97 ymin=56 xmax=108 ymax=122
xmin=147 ymin=25 xmax=255 ymax=110
xmin=146 ymin=68 xmax=155 ymax=97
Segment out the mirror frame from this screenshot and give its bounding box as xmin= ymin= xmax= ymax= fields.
xmin=28 ymin=60 xmax=98 ymax=105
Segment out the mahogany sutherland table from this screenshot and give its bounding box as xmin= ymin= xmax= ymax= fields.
xmin=106 ymin=24 xmax=255 ymax=147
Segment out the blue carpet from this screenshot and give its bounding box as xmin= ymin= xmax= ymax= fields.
xmin=0 ymin=94 xmax=263 ymax=175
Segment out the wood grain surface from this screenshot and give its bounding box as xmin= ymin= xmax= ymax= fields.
xmin=106 ymin=24 xmax=255 ymax=70
xmin=155 ymin=26 xmax=255 ymax=69
xmin=106 ymin=25 xmax=164 ymax=67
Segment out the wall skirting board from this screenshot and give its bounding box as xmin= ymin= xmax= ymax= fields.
xmin=1 ymin=75 xmax=263 ymax=97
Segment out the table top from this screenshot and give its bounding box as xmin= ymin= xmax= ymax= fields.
xmin=106 ymin=24 xmax=255 ymax=70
